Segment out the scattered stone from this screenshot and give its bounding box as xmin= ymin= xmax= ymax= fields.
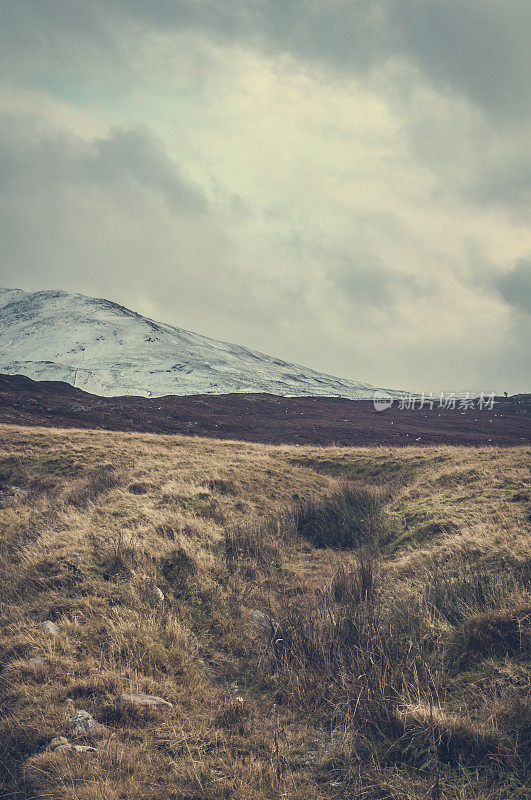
xmin=70 ymin=710 xmax=97 ymax=734
xmin=117 ymin=693 xmax=173 ymax=710
xmin=48 ymin=736 xmax=97 ymax=754
xmin=48 ymin=736 xmax=69 ymax=750
xmin=0 ymin=486 xmax=27 ymax=508
xmin=223 ymin=680 xmax=240 ymax=695
xmin=59 ymin=743 xmax=97 ymax=754
xmin=250 ymin=610 xmax=279 ymax=636
xmin=28 ymin=656 xmax=46 ymax=666
xmin=40 ymin=621 xmax=60 ymax=636
xmin=71 ymin=744 xmax=98 ymax=753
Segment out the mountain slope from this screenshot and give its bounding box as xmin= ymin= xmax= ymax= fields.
xmin=0 ymin=288 xmax=380 ymax=398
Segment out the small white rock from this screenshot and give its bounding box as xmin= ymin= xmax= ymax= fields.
xmin=54 ymin=744 xmax=73 ymax=753
xmin=48 ymin=736 xmax=69 ymax=750
xmin=250 ymin=610 xmax=279 ymax=636
xmin=48 ymin=737 xmax=97 ymax=754
xmin=28 ymin=656 xmax=46 ymax=666
xmin=40 ymin=621 xmax=60 ymax=636
xmin=117 ymin=693 xmax=173 ymax=710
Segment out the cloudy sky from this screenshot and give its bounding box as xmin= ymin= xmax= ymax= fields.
xmin=0 ymin=1 xmax=530 ymax=393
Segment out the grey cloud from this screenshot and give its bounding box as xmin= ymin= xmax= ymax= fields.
xmin=107 ymin=0 xmax=531 ymax=118
xmin=0 ymin=3 xmax=529 ymax=394
xmin=392 ymin=1 xmax=531 ymax=119
xmin=331 ymin=252 xmax=425 ymax=312
xmin=87 ymin=128 xmax=206 ymax=213
xmin=468 ymin=150 xmax=531 ymax=213
xmin=398 ymin=87 xmax=531 ymax=215
xmin=0 ymin=110 xmax=305 ymax=362
xmin=0 ymin=111 xmax=232 ymax=315
xmin=497 ymin=260 xmax=531 ymax=314
xmin=2 ymin=2 xmax=529 ymax=119
xmin=4 ymin=1 xmax=528 ymax=216
xmin=0 ymin=115 xmax=204 ymax=213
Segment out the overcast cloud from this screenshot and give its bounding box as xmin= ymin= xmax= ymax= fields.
xmin=0 ymin=1 xmax=529 ymax=392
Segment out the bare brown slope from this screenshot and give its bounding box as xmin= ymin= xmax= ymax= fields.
xmin=0 ymin=373 xmax=529 ymax=446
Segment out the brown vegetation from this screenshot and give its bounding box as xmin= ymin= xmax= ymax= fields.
xmin=1 ymin=373 xmax=529 ymax=446
xmin=0 ymin=424 xmax=529 ymax=799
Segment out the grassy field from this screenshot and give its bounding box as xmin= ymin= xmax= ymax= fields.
xmin=0 ymin=424 xmax=529 ymax=799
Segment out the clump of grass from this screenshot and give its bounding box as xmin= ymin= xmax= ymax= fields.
xmin=128 ymin=481 xmax=153 ymax=495
xmin=397 ymin=703 xmax=509 ymax=769
xmin=215 ymin=696 xmax=254 ymax=736
xmin=160 ymin=546 xmax=197 ymax=584
xmin=260 ymin=553 xmax=418 ymax=738
xmin=66 ymin=464 xmax=121 ymax=507
xmin=97 ymin=531 xmax=137 ymax=581
xmin=448 ymin=604 xmax=530 ymax=669
xmin=206 ymin=478 xmax=238 ymax=496
xmin=224 ymin=518 xmax=284 ymax=575
xmin=329 ymin=554 xmax=379 ymax=606
xmin=295 ymin=485 xmax=386 ymax=549
xmin=425 ymin=562 xmax=529 ymax=626
xmin=254 ymin=545 xmax=530 ymax=785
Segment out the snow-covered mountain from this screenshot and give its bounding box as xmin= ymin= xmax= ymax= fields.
xmin=0 ymin=287 xmax=383 ymax=399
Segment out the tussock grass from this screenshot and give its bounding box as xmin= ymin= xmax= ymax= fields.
xmin=0 ymin=424 xmax=529 ymax=799
xmin=295 ymin=485 xmax=387 ymax=549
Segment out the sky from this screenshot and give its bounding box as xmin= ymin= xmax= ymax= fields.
xmin=0 ymin=1 xmax=530 ymax=394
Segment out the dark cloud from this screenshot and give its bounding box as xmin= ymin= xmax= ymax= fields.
xmin=497 ymin=260 xmax=531 ymax=315
xmin=0 ymin=2 xmax=529 ymax=393
xmin=325 ymin=247 xmax=428 ymax=313
xmin=392 ymin=1 xmax=531 ymax=119
xmin=0 ymin=111 xmax=231 ymax=317
xmin=0 ymin=115 xmax=204 ymax=213
xmin=2 ymin=1 xmax=529 ymax=119
xmin=107 ymin=0 xmax=531 ymax=118
xmin=87 ymin=128 xmax=206 ymax=213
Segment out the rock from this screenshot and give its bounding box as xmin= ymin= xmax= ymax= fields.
xmin=71 ymin=744 xmax=98 ymax=753
xmin=48 ymin=736 xmax=97 ymax=754
xmin=234 ymin=500 xmax=252 ymax=513
xmin=59 ymin=743 xmax=97 ymax=754
xmin=70 ymin=710 xmax=97 ymax=734
xmin=154 ymin=586 xmax=165 ymax=603
xmin=117 ymin=693 xmax=173 ymax=710
xmin=40 ymin=621 xmax=60 ymax=636
xmin=250 ymin=610 xmax=279 ymax=636
xmin=28 ymin=656 xmax=46 ymax=666
xmin=48 ymin=736 xmax=69 ymax=750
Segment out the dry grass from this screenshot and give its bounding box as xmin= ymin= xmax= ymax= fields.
xmin=0 ymin=424 xmax=529 ymax=799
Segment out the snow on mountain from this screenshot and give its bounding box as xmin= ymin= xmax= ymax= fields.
xmin=0 ymin=287 xmax=382 ymax=399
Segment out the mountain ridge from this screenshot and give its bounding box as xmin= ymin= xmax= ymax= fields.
xmin=0 ymin=287 xmax=387 ymax=399
xmin=0 ymin=372 xmax=528 ymax=446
